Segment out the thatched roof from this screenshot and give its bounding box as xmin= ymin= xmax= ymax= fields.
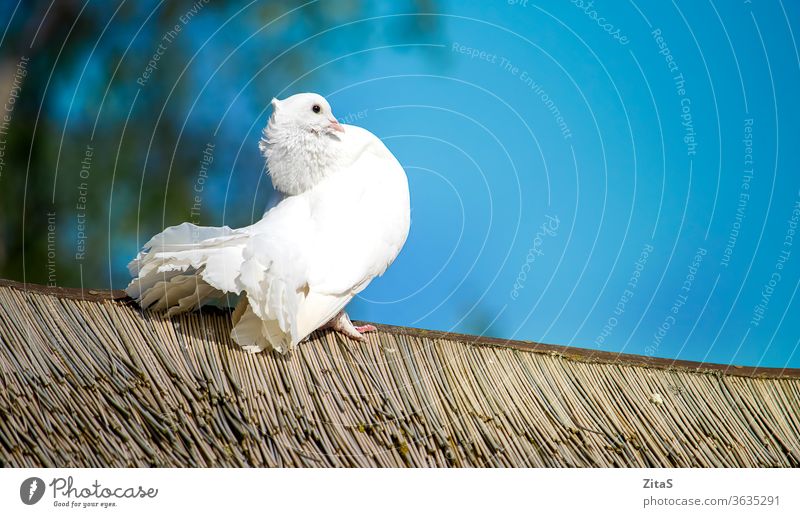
xmin=0 ymin=279 xmax=798 ymax=467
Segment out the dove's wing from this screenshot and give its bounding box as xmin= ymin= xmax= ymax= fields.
xmin=231 ymin=195 xmax=317 ymax=352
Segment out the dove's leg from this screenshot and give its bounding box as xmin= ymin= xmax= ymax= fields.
xmin=325 ymin=310 xmax=376 ymax=341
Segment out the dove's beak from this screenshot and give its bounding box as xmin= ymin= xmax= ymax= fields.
xmin=328 ymin=119 xmax=344 ymax=133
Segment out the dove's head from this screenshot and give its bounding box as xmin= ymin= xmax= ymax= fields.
xmin=268 ymin=93 xmax=344 ymax=136
xmin=260 ymin=93 xmax=346 ymax=195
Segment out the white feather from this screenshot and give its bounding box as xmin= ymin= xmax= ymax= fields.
xmin=126 ymin=93 xmax=410 ymax=354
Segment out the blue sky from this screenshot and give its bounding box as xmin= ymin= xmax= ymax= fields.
xmin=307 ymin=1 xmax=800 ymax=368
xmin=43 ymin=1 xmax=800 ymax=368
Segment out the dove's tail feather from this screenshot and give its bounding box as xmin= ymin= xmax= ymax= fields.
xmin=126 ymin=222 xmax=247 ymax=315
xmin=231 ymin=297 xmax=292 ymax=353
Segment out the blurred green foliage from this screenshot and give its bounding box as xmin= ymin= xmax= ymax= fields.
xmin=0 ymin=0 xmax=437 ymax=288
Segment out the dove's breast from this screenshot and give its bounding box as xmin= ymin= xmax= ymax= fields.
xmin=305 ymin=126 xmax=410 ymax=296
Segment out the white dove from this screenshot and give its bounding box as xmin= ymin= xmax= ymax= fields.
xmin=126 ymin=93 xmax=410 ymax=353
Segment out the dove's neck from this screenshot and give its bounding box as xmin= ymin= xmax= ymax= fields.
xmin=261 ymin=123 xmax=344 ymax=196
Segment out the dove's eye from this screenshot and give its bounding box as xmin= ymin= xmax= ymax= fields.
xmin=312 ymin=104 xmax=321 ymax=114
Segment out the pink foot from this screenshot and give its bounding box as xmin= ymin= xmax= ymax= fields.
xmin=323 ymin=311 xmax=375 ymax=341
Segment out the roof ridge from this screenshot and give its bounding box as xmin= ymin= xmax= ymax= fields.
xmin=2 ymin=278 xmax=798 ymax=380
